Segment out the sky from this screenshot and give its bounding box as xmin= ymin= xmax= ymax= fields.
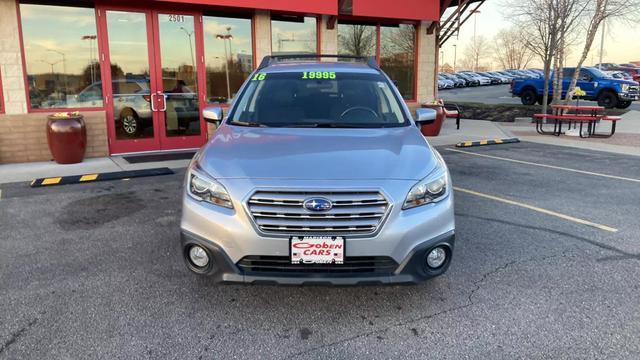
xmin=440 ymin=0 xmax=640 ymax=70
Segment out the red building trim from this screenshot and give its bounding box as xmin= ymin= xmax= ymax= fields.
xmin=351 ymin=0 xmax=439 ymax=21
xmin=155 ymin=0 xmax=338 ymax=15
xmin=0 ymin=70 xmax=4 ymax=114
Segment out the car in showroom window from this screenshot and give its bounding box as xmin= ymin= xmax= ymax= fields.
xmin=180 ymin=55 xmax=455 ymax=285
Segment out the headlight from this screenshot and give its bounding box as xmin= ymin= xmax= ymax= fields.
xmin=403 ymin=151 xmax=450 ymax=210
xmin=187 ymin=166 xmax=233 ymax=209
xmin=621 ymin=84 xmax=630 ymax=92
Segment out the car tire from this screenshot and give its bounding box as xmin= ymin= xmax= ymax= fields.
xmin=120 ymin=108 xmax=141 ymax=138
xmin=616 ymin=100 xmax=632 ymax=109
xmin=597 ymin=91 xmax=618 ymax=109
xmin=521 ymin=88 xmax=537 ymax=106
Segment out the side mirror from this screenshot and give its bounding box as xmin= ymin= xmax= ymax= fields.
xmin=203 ymin=106 xmax=223 ymax=126
xmin=414 ymin=108 xmax=437 ymax=126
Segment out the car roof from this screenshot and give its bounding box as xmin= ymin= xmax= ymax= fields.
xmin=260 ymin=61 xmax=380 ymax=75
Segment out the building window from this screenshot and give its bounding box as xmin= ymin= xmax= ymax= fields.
xmin=337 ymin=22 xmax=416 ymax=100
xmin=337 ymin=22 xmax=376 ymax=58
xmin=271 ymin=15 xmax=317 ymax=55
xmin=20 ymin=3 xmax=101 ymax=109
xmin=380 ymin=24 xmax=416 ymax=100
xmin=204 ymin=15 xmax=253 ymax=104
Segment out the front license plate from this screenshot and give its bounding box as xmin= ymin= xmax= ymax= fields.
xmin=290 ymin=236 xmax=345 ymax=264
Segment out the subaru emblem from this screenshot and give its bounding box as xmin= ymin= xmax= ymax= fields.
xmin=303 ymin=197 xmax=333 ymax=212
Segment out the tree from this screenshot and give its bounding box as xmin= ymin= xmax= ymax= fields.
xmin=565 ymin=0 xmax=640 ymax=104
xmin=462 ymin=35 xmax=490 ymax=71
xmin=338 ymin=24 xmax=376 ymax=56
xmin=493 ymin=27 xmax=534 ymax=70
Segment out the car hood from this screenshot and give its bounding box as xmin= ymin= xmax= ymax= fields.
xmin=197 ymin=125 xmax=436 ymax=181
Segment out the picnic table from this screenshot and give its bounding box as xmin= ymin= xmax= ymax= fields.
xmin=532 ymin=104 xmax=621 ymax=138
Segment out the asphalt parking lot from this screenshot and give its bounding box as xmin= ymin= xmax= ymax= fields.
xmin=1 ymin=142 xmax=639 ymax=359
xmin=441 ymin=84 xmax=640 ymax=111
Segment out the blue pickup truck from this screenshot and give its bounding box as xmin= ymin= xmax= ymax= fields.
xmin=510 ymin=67 xmax=639 ymax=109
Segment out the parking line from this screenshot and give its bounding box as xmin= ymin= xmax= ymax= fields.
xmin=445 ymin=148 xmax=640 ymax=183
xmin=454 ymin=187 xmax=618 ymax=233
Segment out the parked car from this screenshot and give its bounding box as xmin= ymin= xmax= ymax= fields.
xmin=594 ymin=63 xmax=619 ymax=71
xmin=438 ymin=75 xmax=455 ymax=89
xmin=610 ymin=66 xmax=640 ymax=82
xmin=479 ymin=72 xmax=507 ymax=84
xmin=460 ymin=71 xmax=492 ymax=85
xmin=606 ymin=71 xmax=634 ymax=81
xmin=71 ymin=78 xmax=200 ymax=137
xmin=440 ymin=73 xmax=466 ymax=87
xmin=455 ymin=72 xmax=480 ymax=87
xmin=180 ymin=55 xmax=455 ymax=285
xmin=511 ymin=66 xmax=639 ymax=109
xmin=484 ymin=71 xmax=512 ymax=84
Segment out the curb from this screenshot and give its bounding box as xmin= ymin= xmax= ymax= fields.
xmin=30 ymin=167 xmax=175 ymax=188
xmin=455 ymin=138 xmax=520 ymax=148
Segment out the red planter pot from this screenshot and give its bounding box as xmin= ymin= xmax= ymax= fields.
xmin=46 ymin=115 xmax=87 ymax=164
xmin=420 ymin=103 xmax=446 ymax=137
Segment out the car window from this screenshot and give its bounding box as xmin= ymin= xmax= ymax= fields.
xmin=228 ymin=71 xmax=409 ymax=128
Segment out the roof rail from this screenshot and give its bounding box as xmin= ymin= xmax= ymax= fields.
xmin=257 ymin=54 xmax=379 ymax=70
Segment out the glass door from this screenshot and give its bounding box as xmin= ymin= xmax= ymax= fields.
xmin=100 ymin=9 xmax=161 ymax=154
xmin=98 ymin=8 xmax=206 ymax=154
xmin=152 ymin=12 xmax=207 ymax=150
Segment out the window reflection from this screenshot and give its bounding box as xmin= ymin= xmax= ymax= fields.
xmin=20 ymin=4 xmax=102 ymax=109
xmin=271 ymin=16 xmax=317 ymax=55
xmin=338 ymin=23 xmax=376 ymax=57
xmin=106 ymin=10 xmax=154 ymax=139
xmin=380 ymin=25 xmax=416 ymax=100
xmin=204 ymin=16 xmax=253 ymax=104
xmin=158 ymin=14 xmax=200 ymax=137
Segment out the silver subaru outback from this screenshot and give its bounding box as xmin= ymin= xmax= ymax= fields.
xmin=180 ymin=55 xmax=455 ymax=285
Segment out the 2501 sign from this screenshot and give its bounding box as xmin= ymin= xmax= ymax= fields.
xmin=168 ymin=14 xmax=185 ymax=23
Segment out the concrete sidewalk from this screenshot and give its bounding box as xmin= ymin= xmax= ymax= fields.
xmin=498 ymin=110 xmax=640 ymax=157
xmin=426 ymin=118 xmax=512 ymax=147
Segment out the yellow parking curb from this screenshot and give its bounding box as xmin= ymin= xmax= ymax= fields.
xmin=30 ymin=168 xmax=174 ymax=188
xmin=455 ymin=138 xmax=519 ymax=148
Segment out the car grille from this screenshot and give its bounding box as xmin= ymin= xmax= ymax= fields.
xmin=247 ymin=190 xmax=390 ymax=236
xmin=629 ymin=86 xmax=639 ymax=95
xmin=237 ymin=256 xmax=398 ymax=275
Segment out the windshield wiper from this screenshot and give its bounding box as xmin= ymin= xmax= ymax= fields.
xmin=284 ymin=123 xmax=379 ymax=128
xmin=229 ymin=121 xmax=268 ymax=127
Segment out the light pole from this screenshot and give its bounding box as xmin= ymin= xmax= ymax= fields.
xmin=471 ymin=9 xmax=481 ymax=71
xmin=48 ymin=49 xmax=67 ymax=95
xmin=180 ymin=26 xmax=195 ymax=71
xmin=453 ymin=44 xmax=457 ymax=72
xmin=216 ymin=33 xmax=233 ymax=102
xmin=598 ymin=20 xmax=605 ymax=70
xmin=39 ymin=59 xmax=61 ymax=75
xmin=81 ymin=35 xmax=97 ymax=83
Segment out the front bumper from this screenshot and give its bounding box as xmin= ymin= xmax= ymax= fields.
xmin=619 ymin=92 xmax=639 ymax=101
xmin=181 ymin=230 xmax=455 ymax=285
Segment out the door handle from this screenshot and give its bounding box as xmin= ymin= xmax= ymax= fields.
xmin=158 ymin=93 xmax=167 ymax=112
xmin=150 ymin=93 xmax=158 ymax=112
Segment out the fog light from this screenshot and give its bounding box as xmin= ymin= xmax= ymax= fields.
xmin=189 ymin=246 xmax=209 ymax=268
xmin=426 ymin=247 xmax=447 ymax=269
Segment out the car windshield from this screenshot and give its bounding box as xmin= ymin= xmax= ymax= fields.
xmin=228 ymin=71 xmax=409 ymax=128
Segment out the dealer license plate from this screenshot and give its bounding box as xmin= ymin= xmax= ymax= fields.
xmin=290 ymin=236 xmax=345 ymax=264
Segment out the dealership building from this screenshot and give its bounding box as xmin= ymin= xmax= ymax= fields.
xmin=0 ymin=0 xmax=466 ymax=163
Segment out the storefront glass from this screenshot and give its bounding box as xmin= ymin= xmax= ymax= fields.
xmin=380 ymin=24 xmax=416 ymax=100
xmin=337 ymin=22 xmax=376 ymax=58
xmin=20 ymin=4 xmax=102 ymax=109
xmin=204 ymin=15 xmax=253 ymax=104
xmin=271 ymin=16 xmax=317 ymax=55
xmin=157 ymin=13 xmax=201 ymax=137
